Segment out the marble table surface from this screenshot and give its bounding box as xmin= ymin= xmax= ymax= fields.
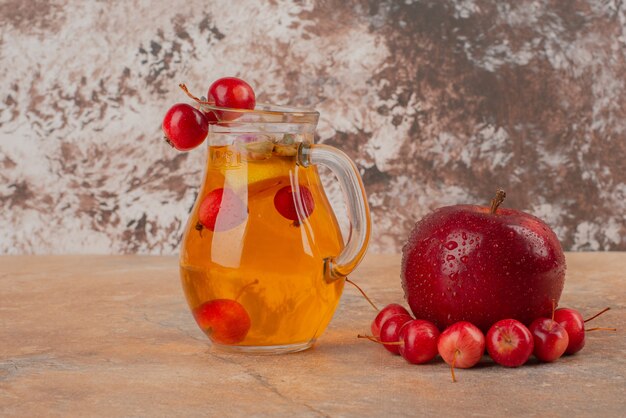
xmin=1 ymin=253 xmax=624 ymax=417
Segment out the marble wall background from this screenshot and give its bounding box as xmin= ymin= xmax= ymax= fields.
xmin=0 ymin=0 xmax=624 ymax=255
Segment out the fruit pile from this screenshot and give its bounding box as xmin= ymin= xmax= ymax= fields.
xmin=361 ymin=302 xmax=613 ymax=382
xmin=356 ymin=190 xmax=615 ymax=381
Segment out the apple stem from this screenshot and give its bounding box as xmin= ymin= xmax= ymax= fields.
xmin=450 ymin=353 xmax=457 ymax=383
xmin=357 ymin=334 xmax=402 ymax=345
xmin=345 ymin=278 xmax=379 ymax=311
xmin=195 ymin=221 xmax=204 ymax=238
xmin=585 ymin=327 xmax=617 ymax=332
xmin=163 ymin=136 xmax=175 ymax=148
xmin=179 ymin=83 xmax=215 ymax=106
xmin=235 ymin=279 xmax=259 ymax=301
xmin=489 ymin=189 xmax=506 ymax=214
xmin=584 ymin=307 xmax=611 ymax=323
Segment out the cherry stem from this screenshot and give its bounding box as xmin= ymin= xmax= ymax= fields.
xmin=450 ymin=353 xmax=457 ymax=383
xmin=489 ymin=189 xmax=506 ymax=214
xmin=345 ymin=278 xmax=379 ymax=311
xmin=356 ymin=334 xmax=402 ymax=346
xmin=235 ymin=279 xmax=259 ymax=301
xmin=551 ymin=299 xmax=556 ymax=322
xmin=584 ymin=307 xmax=611 ymax=323
xmin=179 ymin=83 xmax=215 ymax=106
xmin=585 ymin=327 xmax=617 ymax=332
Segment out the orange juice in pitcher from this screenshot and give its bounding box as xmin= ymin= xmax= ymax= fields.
xmin=179 ymin=103 xmax=370 ymax=354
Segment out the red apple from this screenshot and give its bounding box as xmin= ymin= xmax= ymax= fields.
xmin=529 ymin=317 xmax=569 ymax=362
xmin=398 ymin=319 xmax=440 ymax=364
xmin=438 ymin=321 xmax=485 ymax=382
xmin=198 ymin=188 xmax=248 ymax=232
xmin=379 ymin=314 xmax=413 ymax=355
xmin=193 ymin=299 xmax=251 ymax=344
xmin=438 ymin=321 xmax=486 ymax=369
xmin=553 ymin=308 xmax=585 ymax=355
xmin=486 ymin=319 xmax=534 ymax=367
xmin=401 ymin=190 xmax=566 ymax=332
xmin=371 ymin=303 xmax=411 ymax=337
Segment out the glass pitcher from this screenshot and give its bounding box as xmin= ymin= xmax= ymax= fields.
xmin=179 ymin=102 xmax=370 ymax=354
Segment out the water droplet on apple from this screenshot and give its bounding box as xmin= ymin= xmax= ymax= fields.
xmin=444 ymin=241 xmax=458 ymax=250
xmin=446 ymin=254 xmax=455 ymax=261
xmin=460 ymin=256 xmax=468 ymax=263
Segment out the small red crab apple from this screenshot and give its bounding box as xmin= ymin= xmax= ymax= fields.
xmin=197 ymin=188 xmax=248 ymax=233
xmin=529 ymin=317 xmax=569 ymax=362
xmin=371 ymin=303 xmax=411 ymax=337
xmin=193 ymin=279 xmax=258 ymax=344
xmin=398 ymin=319 xmax=440 ymax=364
xmin=553 ymin=308 xmax=585 ymax=355
xmin=208 ymin=77 xmax=256 ymax=121
xmin=193 ymin=299 xmax=251 ymax=344
xmin=554 ymin=307 xmax=614 ymax=355
xmin=438 ymin=321 xmax=486 ymax=382
xmin=162 ymin=103 xmax=209 ymax=151
xmin=273 ymin=185 xmax=315 ymax=226
xmin=379 ymin=314 xmax=413 ymax=355
xmin=486 ymin=319 xmax=534 ymax=367
xmin=358 ymin=319 xmax=439 ymax=365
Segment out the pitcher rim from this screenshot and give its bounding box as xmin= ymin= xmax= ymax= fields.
xmin=200 ymin=102 xmax=320 ymax=118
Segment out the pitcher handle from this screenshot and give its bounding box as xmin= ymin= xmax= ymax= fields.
xmin=297 ymin=143 xmax=371 ymax=281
